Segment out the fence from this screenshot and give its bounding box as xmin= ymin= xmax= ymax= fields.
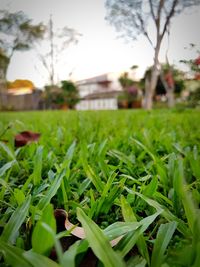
xmin=0 ymin=90 xmax=42 ymax=111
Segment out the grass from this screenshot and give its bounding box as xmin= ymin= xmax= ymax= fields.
xmin=0 ymin=109 xmax=200 ymax=267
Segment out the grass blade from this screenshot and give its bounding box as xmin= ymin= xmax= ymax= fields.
xmin=38 ymin=169 xmax=66 ymax=210
xmin=23 ymin=250 xmax=60 ymax=267
xmin=32 ymin=146 xmax=43 ymax=186
xmin=174 ymin=158 xmax=197 ymax=232
xmin=131 ymin=138 xmax=156 ymax=162
xmin=83 ymin=164 xmax=104 ymax=193
xmin=116 ymin=210 xmax=162 ymax=257
xmin=62 ymin=240 xmax=89 ymax=267
xmin=32 ymin=204 xmax=56 ymax=255
xmin=1 ymin=195 xmax=31 ymax=243
xmin=151 ymin=221 xmax=177 ymax=267
xmin=77 ymin=208 xmax=125 ymax=267
xmin=125 ymin=187 xmax=189 ymax=236
xmin=0 ymin=141 xmax=15 ymax=160
xmin=121 ymin=195 xmax=150 ymax=265
xmin=0 ymin=240 xmax=32 ymax=267
xmin=0 ymin=160 xmax=17 ymax=177
xmin=104 ymin=221 xmax=140 ymax=240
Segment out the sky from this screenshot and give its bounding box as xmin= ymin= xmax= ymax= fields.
xmin=0 ymin=0 xmax=200 ymax=87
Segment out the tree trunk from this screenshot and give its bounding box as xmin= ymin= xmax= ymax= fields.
xmin=49 ymin=15 xmax=55 ymax=86
xmin=0 ymin=56 xmax=9 ymax=92
xmin=160 ymin=70 xmax=175 ymax=108
xmin=143 ymin=42 xmax=161 ymax=110
xmin=0 ymin=71 xmax=6 ymax=93
xmin=144 ymin=64 xmax=160 ymax=110
xmin=0 ymin=56 xmax=9 ymax=109
xmin=167 ymin=88 xmax=175 ymax=108
xmin=143 ymin=75 xmax=153 ymax=109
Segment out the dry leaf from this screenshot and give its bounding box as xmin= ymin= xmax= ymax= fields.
xmin=15 ymin=131 xmax=40 ymax=147
xmin=54 ymin=209 xmax=122 ymax=247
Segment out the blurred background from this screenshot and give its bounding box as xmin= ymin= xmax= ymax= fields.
xmin=0 ymin=0 xmax=200 ymax=111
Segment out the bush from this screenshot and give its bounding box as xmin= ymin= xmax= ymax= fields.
xmin=188 ymin=87 xmax=200 ymax=107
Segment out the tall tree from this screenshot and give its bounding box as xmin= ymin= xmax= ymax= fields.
xmin=0 ymin=10 xmax=45 ymax=92
xmin=105 ymin=0 xmax=200 ymax=109
xmin=37 ymin=15 xmax=81 ymax=86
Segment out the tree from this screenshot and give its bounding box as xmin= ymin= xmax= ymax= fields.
xmin=37 ymin=15 xmax=81 ymax=86
xmin=44 ymin=81 xmax=80 ymax=110
xmin=118 ymin=72 xmax=134 ymax=89
xmin=0 ymin=49 xmax=9 ymax=91
xmin=0 ymin=10 xmax=45 ymax=92
xmin=60 ymin=80 xmax=80 ymax=109
xmin=105 ymin=0 xmax=200 ymax=109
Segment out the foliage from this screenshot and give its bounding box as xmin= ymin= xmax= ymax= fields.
xmin=118 ymin=72 xmax=141 ymax=106
xmin=43 ymin=85 xmax=60 ymax=107
xmin=188 ymin=87 xmax=200 ymax=107
xmin=43 ymin=81 xmax=80 ymax=109
xmin=0 ymin=49 xmax=9 ymax=71
xmin=0 ymin=9 xmax=45 ymax=84
xmin=118 ymin=72 xmax=134 ymax=89
xmin=59 ymin=80 xmax=80 ymax=108
xmin=180 ymin=44 xmax=200 ymax=81
xmin=0 ymin=10 xmax=44 ymax=57
xmin=0 ymin=110 xmax=200 ymax=266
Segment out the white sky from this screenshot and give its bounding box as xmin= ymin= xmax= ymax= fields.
xmin=0 ymin=0 xmax=200 ymax=87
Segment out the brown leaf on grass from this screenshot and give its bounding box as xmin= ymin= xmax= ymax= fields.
xmin=50 ymin=209 xmax=79 ymax=260
xmin=52 ymin=209 xmax=123 ymax=266
xmin=53 ymin=209 xmax=98 ymax=266
xmin=54 ymin=209 xmax=122 ymax=246
xmin=15 ymin=131 xmax=40 ymax=147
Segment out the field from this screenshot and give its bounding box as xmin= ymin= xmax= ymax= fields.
xmin=0 ymin=109 xmax=200 ymax=267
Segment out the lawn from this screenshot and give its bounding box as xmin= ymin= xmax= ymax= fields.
xmin=0 ymin=109 xmax=200 ymax=267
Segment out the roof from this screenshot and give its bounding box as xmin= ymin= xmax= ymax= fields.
xmin=83 ymin=89 xmax=121 ymax=100
xmin=77 ymin=73 xmax=112 ymax=85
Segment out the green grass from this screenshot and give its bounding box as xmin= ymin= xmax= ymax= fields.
xmin=0 ymin=109 xmax=200 ymax=267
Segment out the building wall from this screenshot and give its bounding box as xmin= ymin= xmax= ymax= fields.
xmin=76 ymin=98 xmax=118 ymax=110
xmin=78 ymin=84 xmax=99 ymax=98
xmin=77 ymin=73 xmax=122 ymax=98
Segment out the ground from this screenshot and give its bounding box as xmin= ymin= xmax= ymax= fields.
xmin=0 ymin=109 xmax=200 ymax=267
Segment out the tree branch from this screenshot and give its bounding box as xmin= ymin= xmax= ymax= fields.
xmin=36 ymin=51 xmax=51 ymax=75
xmin=157 ymin=0 xmax=165 ymax=20
xmin=136 ymin=12 xmax=154 ymax=48
xmin=9 ymin=46 xmax=15 ymax=60
xmin=156 ymin=0 xmax=165 ymax=32
xmin=160 ymin=0 xmax=178 ymax=41
xmin=148 ymin=0 xmax=156 ymax=24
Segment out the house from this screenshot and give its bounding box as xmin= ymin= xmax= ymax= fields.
xmin=0 ymin=87 xmax=42 ymax=111
xmin=76 ymin=73 xmax=122 ymax=110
